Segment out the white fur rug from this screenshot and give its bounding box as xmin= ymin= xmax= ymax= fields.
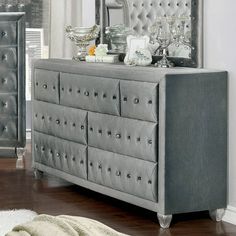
xmin=0 ymin=209 xmax=37 ymax=236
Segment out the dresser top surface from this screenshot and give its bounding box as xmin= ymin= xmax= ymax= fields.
xmin=34 ymin=59 xmax=226 ymax=83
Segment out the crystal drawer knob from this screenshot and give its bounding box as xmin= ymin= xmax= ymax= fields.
xmin=43 ymin=84 xmax=47 ymax=89
xmin=116 ymin=134 xmax=121 ymax=139
xmin=134 ymin=98 xmax=139 ymax=104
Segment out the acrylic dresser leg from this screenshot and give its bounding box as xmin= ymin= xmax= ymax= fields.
xmin=209 ymin=209 xmax=225 ymax=222
xmin=157 ymin=213 xmax=173 ymax=229
xmin=34 ymin=169 xmax=44 ymax=180
xmin=16 ymin=147 xmax=26 ymax=169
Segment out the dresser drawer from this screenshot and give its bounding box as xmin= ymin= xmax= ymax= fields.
xmin=88 ymin=147 xmax=158 ymax=202
xmin=0 ymin=70 xmax=17 ymax=92
xmin=60 ymin=73 xmax=120 ymax=116
xmin=34 ymin=132 xmax=87 ymax=179
xmin=0 ymin=48 xmax=17 ymax=68
xmin=34 ymin=69 xmax=59 ymax=104
xmin=0 ymin=116 xmax=17 ymax=140
xmin=120 ymin=80 xmax=158 ymax=122
xmin=88 ymin=112 xmax=157 ymax=162
xmin=0 ymin=94 xmax=17 ymax=115
xmin=0 ymin=22 xmax=16 ymax=45
xmin=33 ymin=101 xmax=87 ymax=145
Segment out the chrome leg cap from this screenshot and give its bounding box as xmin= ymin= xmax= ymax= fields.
xmin=209 ymin=209 xmax=225 ymax=222
xmin=157 ymin=213 xmax=173 ymax=229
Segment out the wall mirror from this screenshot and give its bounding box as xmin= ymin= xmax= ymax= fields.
xmin=96 ymin=0 xmax=203 ymax=67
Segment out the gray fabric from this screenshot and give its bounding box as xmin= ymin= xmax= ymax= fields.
xmin=60 ymin=73 xmax=120 ymax=116
xmin=34 ymin=69 xmax=60 ymax=104
xmin=0 ymin=94 xmax=17 ymax=115
xmin=88 ymin=147 xmax=158 ymax=202
xmin=34 ymin=131 xmax=87 ymax=179
xmin=0 ymin=13 xmax=25 ymax=152
xmin=120 ymin=80 xmax=158 ymax=122
xmin=88 ymin=112 xmax=157 ymax=162
xmin=0 ymin=70 xmax=17 ymax=92
xmin=33 ymin=101 xmax=87 ymax=145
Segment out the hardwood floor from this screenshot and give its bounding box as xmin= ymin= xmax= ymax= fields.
xmin=0 ymin=143 xmax=235 ymax=236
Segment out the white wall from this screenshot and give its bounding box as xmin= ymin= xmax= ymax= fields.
xmin=204 ymin=0 xmax=236 ymax=223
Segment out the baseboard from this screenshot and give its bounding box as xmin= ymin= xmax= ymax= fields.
xmin=223 ymin=205 xmax=236 ymax=225
xmin=26 ymin=130 xmax=31 ymax=140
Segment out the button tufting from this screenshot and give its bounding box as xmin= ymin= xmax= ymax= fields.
xmin=123 ymin=97 xmax=127 ymax=102
xmin=64 ymin=154 xmax=67 ymax=159
xmin=98 ymin=129 xmax=102 ymax=134
xmin=116 ymin=171 xmax=121 ymax=176
xmin=137 ymin=176 xmax=142 ymax=181
xmin=134 ymin=98 xmax=139 ymax=104
xmin=43 ymin=84 xmax=47 ymax=89
xmin=35 ymin=114 xmax=38 ymax=118
xmin=2 ymin=55 xmax=7 ymax=60
xmin=80 ymin=160 xmax=84 ymax=164
xmin=148 ymin=139 xmax=153 ymax=145
xmin=90 ymin=162 xmax=93 ymax=167
xmin=56 ymin=153 xmax=60 ymax=157
xmin=69 ymin=88 xmax=72 ymax=92
xmin=148 ymin=100 xmax=153 ymax=104
xmin=36 ymin=82 xmax=39 ymax=86
xmin=81 ymin=125 xmax=84 ymax=130
xmin=1 ymin=31 xmax=6 ymax=37
xmin=127 ymin=174 xmax=131 ymax=178
xmin=84 ymin=91 xmax=89 ymax=96
xmin=49 ymin=117 xmax=52 ymax=121
xmin=61 ymin=87 xmax=64 ymax=91
xmin=108 ymin=167 xmax=111 ymax=172
xmin=41 ymin=147 xmax=45 ymax=152
xmin=64 ymin=121 xmax=67 ymax=125
xmin=72 ymin=157 xmax=76 ymax=161
xmin=90 ymin=127 xmax=93 ymax=131
xmin=41 ymin=116 xmax=45 ymax=120
xmin=103 ymin=94 xmax=107 ymax=98
xmin=56 ymin=119 xmax=60 ymax=124
xmin=107 ymin=131 xmax=112 ymax=136
xmin=98 ymin=164 xmax=102 ymax=169
xmin=2 ymin=78 xmax=7 ymax=84
xmin=148 ymin=180 xmax=152 ymax=184
xmin=137 ymin=137 xmax=141 ymax=142
xmin=77 ymin=89 xmax=81 ymax=93
xmin=72 ymin=123 xmax=76 ymax=127
xmin=94 ymin=92 xmax=98 ymax=97
xmin=127 ymin=135 xmax=131 ymax=140
xmin=53 ymin=86 xmax=56 ymax=90
xmin=116 ymin=133 xmax=121 ymax=139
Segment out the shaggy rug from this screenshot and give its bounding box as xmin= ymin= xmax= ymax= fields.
xmin=0 ymin=209 xmax=37 ymax=236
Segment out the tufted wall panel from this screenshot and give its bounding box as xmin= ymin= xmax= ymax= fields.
xmin=34 ymin=131 xmax=87 ymax=179
xmin=120 ymin=80 xmax=158 ymax=122
xmin=88 ymin=146 xmax=158 ymax=201
xmin=34 ymin=69 xmax=60 ymax=104
xmin=60 ymin=73 xmax=120 ymax=116
xmin=33 ymin=101 xmax=87 ymax=145
xmin=88 ymin=112 xmax=157 ymax=162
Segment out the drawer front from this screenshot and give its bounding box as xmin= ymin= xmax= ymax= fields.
xmin=88 ymin=112 xmax=157 ymax=162
xmin=88 ymin=147 xmax=158 ymax=202
xmin=0 ymin=70 xmax=17 ymax=92
xmin=0 ymin=22 xmax=16 ymax=45
xmin=0 ymin=48 xmax=17 ymax=68
xmin=0 ymin=117 xmax=17 ymax=140
xmin=34 ymin=69 xmax=59 ymax=104
xmin=0 ymin=94 xmax=17 ymax=115
xmin=33 ymin=101 xmax=87 ymax=145
xmin=34 ymin=132 xmax=87 ymax=179
xmin=120 ymin=81 xmax=158 ymax=122
xmin=60 ymin=73 xmax=120 ymax=116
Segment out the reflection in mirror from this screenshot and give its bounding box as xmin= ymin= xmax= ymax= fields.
xmin=98 ymin=0 xmax=203 ymax=67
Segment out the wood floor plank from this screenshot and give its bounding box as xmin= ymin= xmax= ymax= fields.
xmin=0 ymin=144 xmax=235 ymax=236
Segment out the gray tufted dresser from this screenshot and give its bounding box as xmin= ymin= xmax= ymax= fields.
xmin=32 ymin=59 xmax=227 ymax=228
xmin=0 ymin=13 xmax=26 ymax=164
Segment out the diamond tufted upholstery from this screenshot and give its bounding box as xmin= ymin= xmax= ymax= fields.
xmin=0 ymin=13 xmax=25 ymax=151
xmin=106 ymin=0 xmax=192 ymax=35
xmin=32 ymin=60 xmax=227 ymax=224
xmin=88 ymin=147 xmax=158 ymax=201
